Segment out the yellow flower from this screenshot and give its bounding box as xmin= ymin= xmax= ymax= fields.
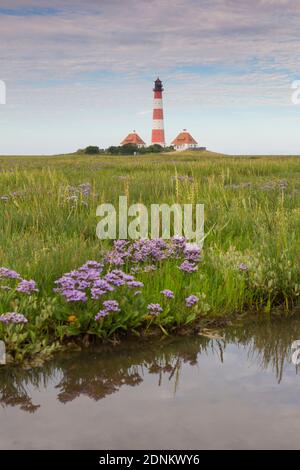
xmin=68 ymin=315 xmax=77 ymax=323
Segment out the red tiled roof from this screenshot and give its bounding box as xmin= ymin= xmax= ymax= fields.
xmin=171 ymin=131 xmax=198 ymax=145
xmin=121 ymin=132 xmax=145 ymax=145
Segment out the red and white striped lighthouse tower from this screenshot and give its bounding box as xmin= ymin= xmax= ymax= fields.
xmin=151 ymin=77 xmax=165 ymax=146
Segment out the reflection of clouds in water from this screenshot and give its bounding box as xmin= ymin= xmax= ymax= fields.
xmin=0 ymin=337 xmax=209 ymax=413
xmin=2 ymin=321 xmax=300 ymax=449
xmin=1 ymin=319 xmax=300 ymax=414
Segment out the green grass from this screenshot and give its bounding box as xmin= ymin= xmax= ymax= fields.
xmin=1 ymin=151 xmax=300 ymax=362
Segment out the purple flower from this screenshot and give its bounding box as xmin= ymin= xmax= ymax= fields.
xmin=105 ymin=242 xmax=132 ymax=266
xmin=167 ymin=236 xmax=187 ymax=258
xmin=127 ymin=280 xmax=144 ymax=288
xmin=104 ymin=272 xmax=126 ymax=286
xmin=102 ymin=300 xmax=120 ymax=312
xmin=0 ymin=267 xmax=22 ymax=280
xmin=54 ymin=261 xmax=104 ymax=299
xmin=90 ymin=288 xmax=107 ymax=299
xmin=185 ymin=295 xmax=199 ymax=307
xmin=95 ymin=300 xmax=120 ymax=320
xmin=184 ymin=243 xmax=201 ymax=262
xmin=95 ymin=310 xmax=109 ymax=321
xmin=171 ymin=236 xmax=186 ymax=246
xmin=78 ymin=182 xmax=92 ymax=196
xmin=147 ymin=303 xmax=163 ymax=315
xmin=171 ymin=236 xmax=186 ymax=250
xmin=93 ymin=279 xmax=114 ymax=290
xmin=161 ymin=289 xmax=174 ymax=299
xmin=62 ymin=289 xmax=87 ymax=302
xmin=77 ymin=268 xmax=102 ymax=282
xmin=80 ymin=260 xmax=103 ymax=271
xmin=111 ymin=270 xmax=134 ymax=281
xmin=114 ymin=240 xmax=129 ymax=251
xmin=123 ymin=274 xmax=136 ymax=282
xmin=0 ymin=312 xmax=28 ymax=324
xmin=16 ymin=279 xmax=39 ymax=294
xmin=106 ymin=254 xmax=126 ymax=266
xmin=91 ymin=279 xmax=114 ymax=299
xmin=239 ymin=263 xmax=248 ymax=272
xmin=105 ymin=237 xmax=193 ymax=270
xmin=179 ymin=260 xmax=198 ymax=273
xmin=76 ymin=280 xmax=90 ymax=290
xmin=66 ymin=183 xmax=92 ymax=199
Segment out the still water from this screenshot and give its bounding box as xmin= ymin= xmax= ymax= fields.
xmin=1 ymin=318 xmax=300 ymax=450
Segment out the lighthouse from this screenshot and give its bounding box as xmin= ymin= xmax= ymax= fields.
xmin=151 ymin=77 xmax=165 ymax=147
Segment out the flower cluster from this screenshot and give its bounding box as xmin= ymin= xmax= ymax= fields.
xmin=103 ymin=300 xmax=120 ymax=312
xmin=184 ymin=243 xmax=201 ymax=263
xmin=0 ymin=312 xmax=28 ymax=325
xmin=179 ymin=260 xmax=198 ymax=273
xmin=54 ymin=238 xmax=204 ymax=326
xmin=185 ymin=295 xmax=199 ymax=307
xmin=161 ymin=289 xmax=174 ymax=299
xmin=16 ymin=280 xmax=38 ymax=294
xmin=239 ymin=263 xmax=249 ymax=272
xmin=95 ymin=300 xmax=121 ymax=321
xmin=105 ymin=237 xmax=202 ymax=273
xmin=64 ymin=182 xmax=92 ymax=206
xmin=0 ymin=268 xmax=21 ymax=280
xmin=147 ymin=303 xmax=163 ymax=316
xmin=54 ymin=261 xmax=104 ymax=301
xmin=1 ymin=235 xmax=205 ymax=336
xmin=0 ymin=267 xmax=39 ymax=295
xmin=55 ymin=262 xmax=143 ymax=303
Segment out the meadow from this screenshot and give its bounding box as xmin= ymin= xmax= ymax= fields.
xmin=0 ymin=151 xmax=300 ymax=363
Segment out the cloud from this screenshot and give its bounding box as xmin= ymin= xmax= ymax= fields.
xmin=1 ymin=0 xmax=300 ymax=154
xmin=1 ymin=0 xmax=299 ymax=81
xmin=0 ymin=6 xmax=60 ymax=16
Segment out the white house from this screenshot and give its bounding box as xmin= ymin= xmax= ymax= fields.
xmin=121 ymin=131 xmax=146 ymax=148
xmin=171 ymin=129 xmax=198 ymax=151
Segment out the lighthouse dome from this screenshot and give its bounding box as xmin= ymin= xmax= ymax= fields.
xmin=153 ymin=77 xmax=163 ymax=92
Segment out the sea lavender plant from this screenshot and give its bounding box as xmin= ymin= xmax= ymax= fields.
xmin=62 ymin=290 xmax=88 ymax=302
xmin=127 ymin=280 xmax=144 ymax=288
xmin=184 ymin=243 xmax=201 ymax=263
xmin=94 ymin=300 xmax=120 ymax=321
xmin=95 ymin=310 xmax=110 ymax=321
xmin=102 ymin=300 xmax=120 ymax=312
xmin=147 ymin=303 xmax=163 ymax=315
xmin=161 ymin=289 xmax=174 ymax=299
xmin=239 ymin=263 xmax=249 ymax=272
xmin=16 ymin=280 xmax=39 ymax=294
xmin=185 ymin=295 xmax=199 ymax=307
xmin=0 ymin=268 xmax=22 ymax=280
xmin=179 ymin=260 xmax=198 ymax=273
xmin=0 ymin=312 xmax=28 ymax=324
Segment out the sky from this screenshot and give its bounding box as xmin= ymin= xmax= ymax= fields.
xmin=0 ymin=0 xmax=300 ymax=155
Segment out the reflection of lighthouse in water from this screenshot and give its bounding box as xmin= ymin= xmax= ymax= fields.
xmin=151 ymin=77 xmax=165 ymax=146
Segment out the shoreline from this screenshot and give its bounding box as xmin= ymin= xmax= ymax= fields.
xmin=3 ymin=305 xmax=300 ymax=368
